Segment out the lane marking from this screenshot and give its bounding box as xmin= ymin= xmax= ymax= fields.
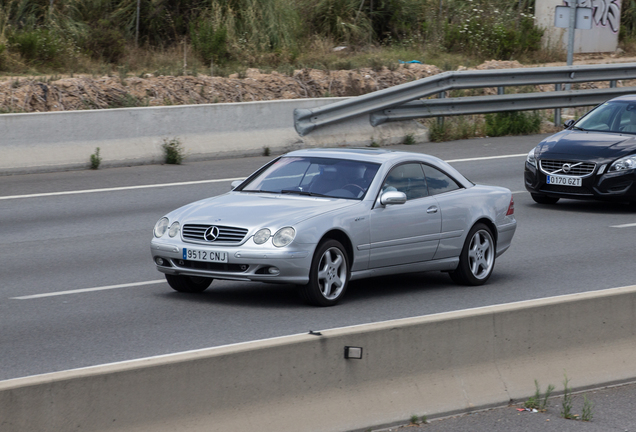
xmin=446 ymin=153 xmax=526 ymax=163
xmin=0 ymin=178 xmax=245 ymax=201
xmin=1 ymin=154 xmax=526 ymax=201
xmin=11 ymin=280 xmax=165 ymax=300
xmin=610 ymin=222 xmax=636 ymax=228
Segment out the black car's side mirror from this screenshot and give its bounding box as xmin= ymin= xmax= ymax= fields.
xmin=564 ymin=119 xmax=575 ymax=129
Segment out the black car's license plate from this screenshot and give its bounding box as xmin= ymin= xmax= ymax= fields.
xmin=547 ymin=175 xmax=581 ymax=187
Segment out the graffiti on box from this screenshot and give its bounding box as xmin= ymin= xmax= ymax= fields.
xmin=563 ymin=0 xmax=621 ymax=33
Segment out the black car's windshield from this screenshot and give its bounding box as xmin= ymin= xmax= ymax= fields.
xmin=240 ymin=157 xmax=380 ymax=200
xmin=576 ymin=101 xmax=636 ymax=134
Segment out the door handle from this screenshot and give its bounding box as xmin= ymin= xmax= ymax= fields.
xmin=427 ymin=206 xmax=438 ymax=214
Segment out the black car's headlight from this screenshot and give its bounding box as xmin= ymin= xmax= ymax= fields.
xmin=526 ymin=147 xmax=538 ymax=168
xmin=609 ymin=155 xmax=636 ymax=172
xmin=154 ymin=217 xmax=169 ymax=238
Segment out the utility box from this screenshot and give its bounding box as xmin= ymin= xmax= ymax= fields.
xmin=535 ymin=0 xmax=620 ymax=53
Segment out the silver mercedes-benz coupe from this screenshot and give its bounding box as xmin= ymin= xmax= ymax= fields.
xmin=151 ymin=148 xmax=516 ymax=306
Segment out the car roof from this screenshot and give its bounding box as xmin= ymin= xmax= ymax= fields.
xmin=284 ymin=147 xmax=441 ymax=165
xmin=608 ymin=95 xmax=636 ymax=102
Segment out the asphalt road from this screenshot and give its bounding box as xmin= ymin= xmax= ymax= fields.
xmin=2 ymin=133 xmax=636 ymax=382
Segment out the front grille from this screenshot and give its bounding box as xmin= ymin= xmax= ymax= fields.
xmin=182 ymin=224 xmax=248 ymax=243
xmin=540 ymin=159 xmax=596 ymax=176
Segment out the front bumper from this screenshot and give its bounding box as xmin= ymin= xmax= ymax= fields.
xmin=524 ymin=161 xmax=636 ymax=202
xmin=150 ymin=239 xmax=313 ymax=284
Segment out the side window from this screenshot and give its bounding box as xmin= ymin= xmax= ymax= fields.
xmin=382 ymin=163 xmax=428 ymax=200
xmin=422 ymin=165 xmax=461 ymax=195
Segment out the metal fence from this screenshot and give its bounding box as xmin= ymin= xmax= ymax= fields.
xmin=294 ymin=63 xmax=636 ymax=136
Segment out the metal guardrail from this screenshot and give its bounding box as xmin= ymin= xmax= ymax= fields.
xmin=294 ymin=63 xmax=636 ymax=136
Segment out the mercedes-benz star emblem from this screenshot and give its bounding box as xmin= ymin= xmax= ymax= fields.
xmin=562 ymin=163 xmax=571 ymax=173
xmin=204 ymin=226 xmax=220 ymax=242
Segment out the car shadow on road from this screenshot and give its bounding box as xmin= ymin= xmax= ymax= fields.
xmin=527 ymin=199 xmax=636 ymax=215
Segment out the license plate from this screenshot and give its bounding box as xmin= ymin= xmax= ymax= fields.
xmin=183 ymin=248 xmax=228 ymax=263
xmin=547 ymin=175 xmax=582 ymax=187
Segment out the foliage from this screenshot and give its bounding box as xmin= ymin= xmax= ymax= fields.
xmin=433 ymin=0 xmax=543 ymax=59
xmin=560 ymin=374 xmax=574 ymax=420
xmin=485 ymin=111 xmax=541 ymax=137
xmin=162 ymin=137 xmax=184 ymax=164
xmin=581 ymin=394 xmax=593 ymax=422
xmin=427 ymin=115 xmax=485 ymax=142
xmin=90 ymin=147 xmax=101 ymax=169
xmin=524 ymin=380 xmax=554 ymax=411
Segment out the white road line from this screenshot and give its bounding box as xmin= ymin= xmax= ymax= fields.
xmin=610 ymin=223 xmax=636 ymax=228
xmin=0 ymin=178 xmax=245 ymax=201
xmin=446 ymin=153 xmax=526 ymax=163
xmin=1 ymin=154 xmax=527 ymax=201
xmin=11 ymin=280 xmax=165 ymax=300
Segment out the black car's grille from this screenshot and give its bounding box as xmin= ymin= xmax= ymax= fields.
xmin=540 ymin=159 xmax=596 ymax=176
xmin=182 ymin=224 xmax=248 ymax=243
xmin=540 ymin=184 xmax=594 ymax=195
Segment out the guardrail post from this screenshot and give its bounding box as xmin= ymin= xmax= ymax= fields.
xmin=610 ymin=80 xmax=617 ymax=88
xmin=437 ymin=91 xmax=445 ymax=127
xmin=554 ymin=83 xmax=562 ymax=127
xmin=497 ymin=87 xmax=505 ymax=95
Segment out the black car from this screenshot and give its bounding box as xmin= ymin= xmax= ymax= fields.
xmin=525 ymin=95 xmax=636 ymax=204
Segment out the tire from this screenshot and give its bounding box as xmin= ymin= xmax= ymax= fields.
xmin=299 ymin=239 xmax=350 ymax=306
xmin=531 ymin=193 xmax=560 ymax=204
xmin=165 ymin=274 xmax=213 ymax=293
xmin=449 ymin=223 xmax=495 ymax=286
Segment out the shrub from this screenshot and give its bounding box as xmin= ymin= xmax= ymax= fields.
xmin=191 ymin=19 xmax=229 ymax=66
xmin=85 ymin=20 xmax=126 ymax=63
xmin=162 ymin=138 xmax=185 ymax=164
xmin=8 ymin=28 xmax=70 ymax=68
xmin=485 ymin=111 xmax=541 ymax=137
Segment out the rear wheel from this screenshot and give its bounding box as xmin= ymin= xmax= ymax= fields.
xmin=531 ymin=193 xmax=560 ymax=204
xmin=299 ymin=239 xmax=350 ymax=306
xmin=165 ymin=274 xmax=213 ymax=293
xmin=450 ymin=223 xmax=495 ymax=286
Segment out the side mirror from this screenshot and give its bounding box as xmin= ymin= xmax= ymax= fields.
xmin=564 ymin=119 xmax=575 ymax=129
xmin=380 ymin=191 xmax=407 ymax=206
xmin=231 ymin=180 xmax=244 ymax=190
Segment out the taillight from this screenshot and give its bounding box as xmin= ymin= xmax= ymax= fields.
xmin=506 ymin=196 xmax=514 ymax=216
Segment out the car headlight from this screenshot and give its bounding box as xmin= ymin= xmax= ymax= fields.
xmin=526 ymin=147 xmax=538 ymax=168
xmin=272 ymin=227 xmax=295 ymax=247
xmin=253 ymin=228 xmax=271 ymax=245
xmin=153 ymin=217 xmax=169 ymax=238
xmin=168 ymin=222 xmax=180 ymax=237
xmin=609 ymin=155 xmax=636 ymax=172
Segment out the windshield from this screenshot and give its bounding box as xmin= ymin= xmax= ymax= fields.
xmin=240 ymin=156 xmax=381 ymax=199
xmin=576 ymin=100 xmax=636 ymax=134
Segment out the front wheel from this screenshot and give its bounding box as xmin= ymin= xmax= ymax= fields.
xmin=531 ymin=193 xmax=560 ymax=204
xmin=299 ymin=239 xmax=350 ymax=306
xmin=165 ymin=274 xmax=213 ymax=293
xmin=449 ymin=223 xmax=495 ymax=286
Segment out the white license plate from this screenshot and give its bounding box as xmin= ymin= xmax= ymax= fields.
xmin=183 ymin=248 xmax=228 ymax=263
xmin=547 ymin=175 xmax=582 ymax=187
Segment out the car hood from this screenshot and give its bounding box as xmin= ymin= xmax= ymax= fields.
xmin=168 ymin=192 xmax=359 ymax=228
xmin=537 ymin=130 xmax=636 ymax=161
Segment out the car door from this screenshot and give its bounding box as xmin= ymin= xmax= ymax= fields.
xmin=368 ymin=162 xmax=441 ymax=268
xmin=421 ymin=163 xmax=470 ymax=260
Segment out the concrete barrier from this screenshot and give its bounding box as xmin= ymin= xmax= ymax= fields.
xmin=0 ymin=98 xmax=428 ymax=175
xmin=1 ymin=285 xmax=635 ymax=432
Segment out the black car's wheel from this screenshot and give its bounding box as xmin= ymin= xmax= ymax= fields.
xmin=531 ymin=193 xmax=560 ymax=204
xmin=299 ymin=239 xmax=350 ymax=306
xmin=450 ymin=223 xmax=495 ymax=286
xmin=165 ymin=274 xmax=213 ymax=293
